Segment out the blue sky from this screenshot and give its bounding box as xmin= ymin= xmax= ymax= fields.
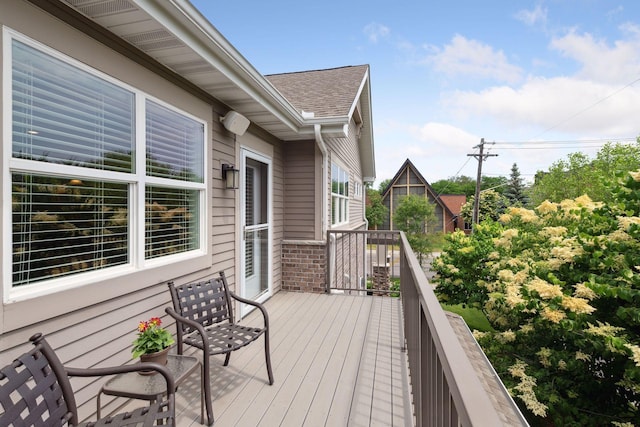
xmin=191 ymin=0 xmax=640 ymax=186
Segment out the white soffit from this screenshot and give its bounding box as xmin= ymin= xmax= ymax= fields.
xmin=59 ymin=0 xmax=320 ymax=141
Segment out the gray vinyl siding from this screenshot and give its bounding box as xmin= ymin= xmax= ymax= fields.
xmin=271 ymin=140 xmax=285 ymax=293
xmin=0 ymin=2 xmax=349 ymax=423
xmin=0 ymin=2 xmax=234 ymax=422
xmin=327 ymin=118 xmax=365 ymax=229
xmin=283 ymin=140 xmax=317 ymax=240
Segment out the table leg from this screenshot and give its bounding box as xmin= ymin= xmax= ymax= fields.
xmin=96 ymin=390 xmax=102 ymax=419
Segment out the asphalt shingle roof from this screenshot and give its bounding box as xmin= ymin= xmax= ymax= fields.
xmin=266 ymin=65 xmax=368 ymax=118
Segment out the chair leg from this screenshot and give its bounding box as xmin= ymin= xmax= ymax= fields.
xmin=202 ymin=354 xmax=214 ymax=426
xmin=223 ymin=352 xmax=231 ymax=367
xmin=264 ymin=331 xmax=274 ymax=385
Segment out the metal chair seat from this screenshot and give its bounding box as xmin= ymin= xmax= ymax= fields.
xmin=183 ymin=322 xmax=265 ymax=354
xmin=165 ymin=270 xmax=274 ymax=425
xmin=0 ymin=333 xmax=175 ymax=427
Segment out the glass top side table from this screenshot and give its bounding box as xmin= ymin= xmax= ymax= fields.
xmin=97 ymin=354 xmax=212 ymax=425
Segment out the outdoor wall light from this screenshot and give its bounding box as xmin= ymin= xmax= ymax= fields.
xmin=222 ymin=163 xmax=240 ymax=190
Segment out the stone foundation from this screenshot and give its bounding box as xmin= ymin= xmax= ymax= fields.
xmin=371 ymin=264 xmax=391 ymax=292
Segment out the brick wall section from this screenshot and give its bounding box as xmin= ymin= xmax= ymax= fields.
xmin=281 ymin=240 xmax=327 ymax=293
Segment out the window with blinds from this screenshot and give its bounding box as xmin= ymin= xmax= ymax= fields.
xmin=12 ymin=40 xmax=134 ymax=172
xmin=146 ymin=101 xmax=203 ymax=182
xmin=145 ymin=186 xmax=199 ymax=259
xmin=12 ymin=174 xmax=129 ymax=286
xmin=8 ymin=33 xmax=206 ymax=290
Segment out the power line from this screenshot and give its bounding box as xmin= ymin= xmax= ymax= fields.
xmin=492 ymin=144 xmax=608 ymax=150
xmin=531 ymin=76 xmax=640 ymax=139
xmin=432 ymin=150 xmax=477 ymax=198
xmin=492 ymin=137 xmax=637 ymax=147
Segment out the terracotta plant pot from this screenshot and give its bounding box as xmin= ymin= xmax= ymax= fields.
xmin=138 ymin=346 xmax=170 ymax=375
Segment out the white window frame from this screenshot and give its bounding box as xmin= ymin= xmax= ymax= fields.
xmin=354 ymin=180 xmax=363 ymax=199
xmin=331 ymin=162 xmax=349 ymax=227
xmin=3 ymin=29 xmax=208 ymax=302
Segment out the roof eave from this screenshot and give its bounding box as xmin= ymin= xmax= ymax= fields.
xmin=135 ymin=0 xmax=306 ymax=131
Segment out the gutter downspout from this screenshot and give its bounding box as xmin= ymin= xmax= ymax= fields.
xmin=313 ymin=122 xmax=335 ymax=292
xmin=313 ymin=123 xmax=328 ymax=237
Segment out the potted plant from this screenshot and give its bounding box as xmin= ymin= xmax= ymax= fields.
xmin=132 ymin=316 xmax=175 ymax=372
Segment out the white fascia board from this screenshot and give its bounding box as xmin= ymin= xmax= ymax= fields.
xmin=134 ymin=0 xmax=304 ymax=131
xmin=348 ymin=70 xmax=376 ymax=180
xmin=347 ymin=66 xmax=369 ymax=119
xmin=297 ymin=117 xmax=350 ymax=139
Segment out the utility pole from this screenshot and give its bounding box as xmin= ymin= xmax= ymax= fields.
xmin=467 ymin=138 xmax=497 ymax=229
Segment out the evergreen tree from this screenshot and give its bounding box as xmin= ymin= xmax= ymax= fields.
xmin=504 ymin=163 xmax=528 ymax=206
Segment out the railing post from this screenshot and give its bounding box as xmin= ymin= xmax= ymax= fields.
xmin=325 ymin=230 xmax=331 ymax=293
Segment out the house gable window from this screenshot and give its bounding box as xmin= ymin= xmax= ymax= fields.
xmin=6 ymin=33 xmax=206 ymax=298
xmin=331 ymin=163 xmax=349 ymax=226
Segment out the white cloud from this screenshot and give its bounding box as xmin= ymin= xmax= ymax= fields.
xmin=410 ymin=122 xmax=478 ymax=151
xmin=606 ymin=6 xmax=624 ymax=21
xmin=445 ymin=77 xmax=640 ymax=137
xmin=515 ymin=4 xmax=548 ymax=27
xmin=363 ymin=22 xmax=390 ymax=43
xmin=372 ymin=120 xmax=482 ymax=183
xmin=550 ymin=28 xmax=640 ymax=83
xmin=426 ymin=35 xmax=523 ymax=84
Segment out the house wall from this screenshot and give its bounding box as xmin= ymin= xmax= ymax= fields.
xmin=283 ymin=140 xmax=318 ymax=240
xmin=327 ymin=118 xmax=366 ymax=230
xmin=0 ymin=1 xmax=283 ymax=421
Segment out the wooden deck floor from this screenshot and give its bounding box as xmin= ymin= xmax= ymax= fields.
xmin=171 ymin=291 xmax=413 ymax=426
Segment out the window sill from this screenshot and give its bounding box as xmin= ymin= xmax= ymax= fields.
xmin=1 ymin=252 xmax=210 ymax=333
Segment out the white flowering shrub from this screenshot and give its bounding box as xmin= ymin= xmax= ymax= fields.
xmin=432 ymin=171 xmax=640 ymax=426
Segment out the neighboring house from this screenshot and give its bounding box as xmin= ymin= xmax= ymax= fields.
xmin=0 ymin=0 xmax=374 ymax=419
xmin=380 ymin=158 xmax=464 ymax=233
xmin=440 ymin=194 xmax=472 ymax=234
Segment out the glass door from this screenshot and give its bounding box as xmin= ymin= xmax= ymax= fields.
xmin=240 ymin=150 xmax=271 ymax=314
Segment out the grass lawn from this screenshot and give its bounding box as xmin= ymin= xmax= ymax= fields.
xmin=440 ymin=303 xmax=493 ymax=332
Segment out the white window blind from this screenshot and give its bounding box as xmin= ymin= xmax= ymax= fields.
xmin=12 ymin=174 xmax=129 ymax=286
xmin=145 ymin=186 xmax=199 ymax=259
xmin=12 ymin=40 xmax=134 ymax=172
xmin=146 ymin=101 xmax=203 ymax=182
xmin=8 ymin=33 xmax=206 ymax=290
xmin=245 ymin=166 xmax=255 ymax=276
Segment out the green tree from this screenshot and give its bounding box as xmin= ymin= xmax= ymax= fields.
xmin=431 ymin=175 xmax=508 ymax=197
xmin=504 ymin=163 xmax=529 ymax=207
xmin=377 ymin=178 xmax=392 ymax=195
xmin=431 ymin=175 xmax=477 ymax=196
xmin=365 ymin=188 xmax=388 ymax=230
xmin=482 ymin=176 xmax=509 ymax=194
xmin=393 ymin=194 xmax=437 ymax=263
xmin=459 ymin=189 xmax=508 ymax=224
xmin=431 ymin=172 xmax=640 ymax=425
xmin=530 ymin=140 xmax=640 ymax=205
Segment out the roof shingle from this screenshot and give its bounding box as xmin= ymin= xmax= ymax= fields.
xmin=266 ymin=65 xmax=368 ymax=118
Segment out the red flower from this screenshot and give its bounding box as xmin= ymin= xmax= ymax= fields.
xmin=138 ymin=320 xmax=148 ymax=332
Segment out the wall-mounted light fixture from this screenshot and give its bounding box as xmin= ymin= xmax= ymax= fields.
xmin=220 ymin=111 xmax=250 ymax=136
xmin=222 ymin=163 xmax=240 ymax=190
